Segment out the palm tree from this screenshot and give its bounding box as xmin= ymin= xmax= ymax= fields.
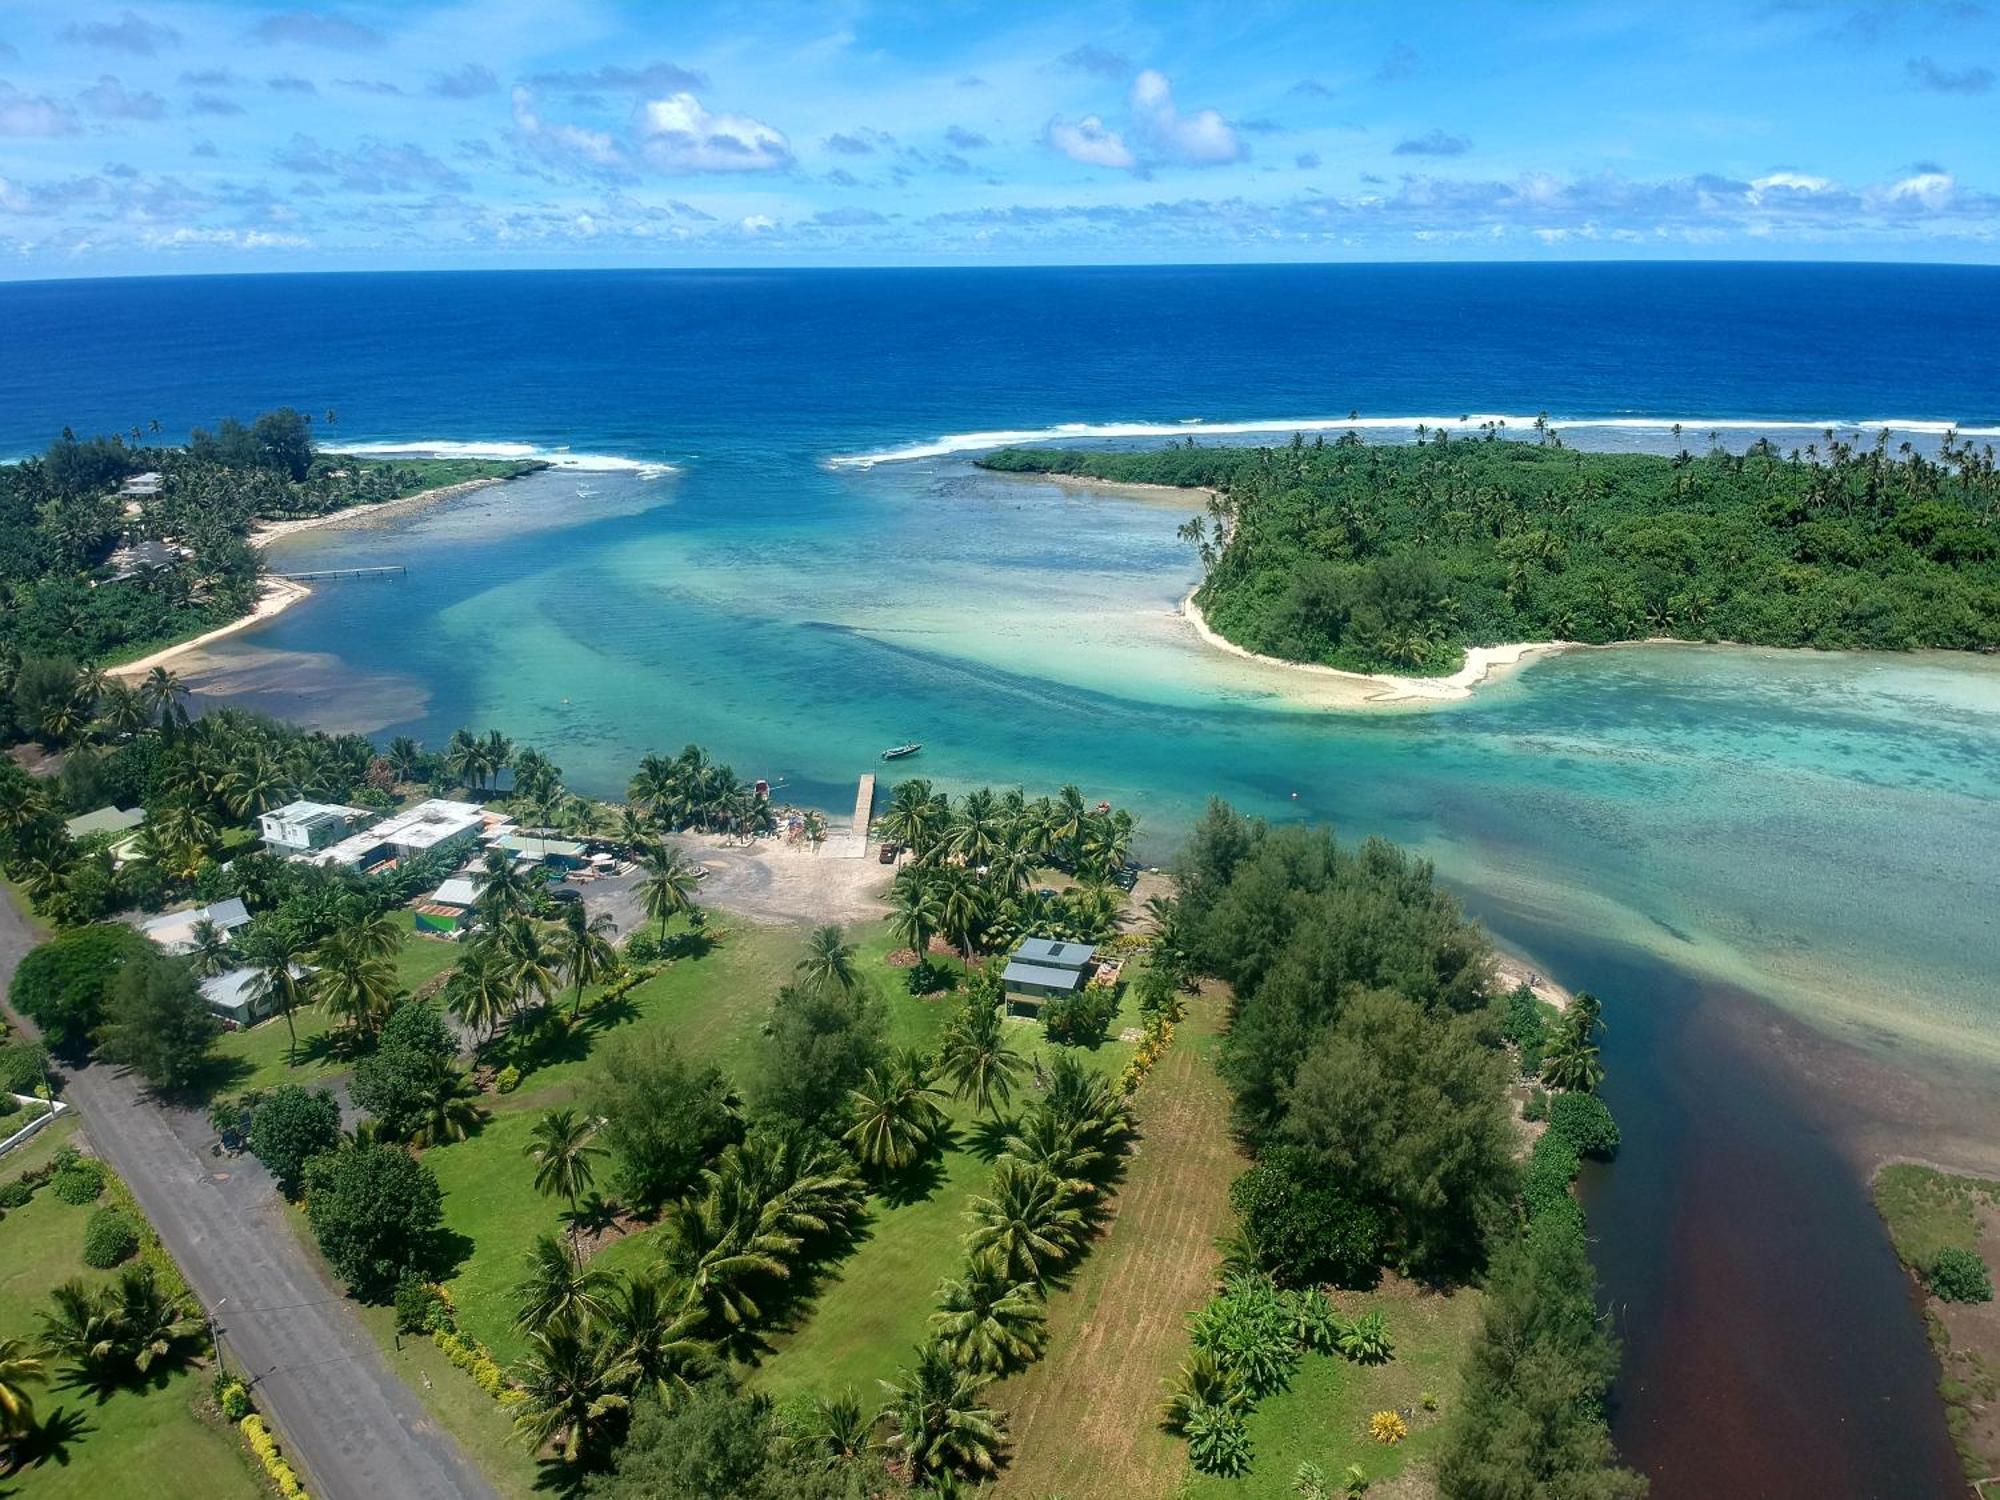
xmin=1541 ymin=1018 xmax=1605 ymax=1094
xmin=794 ymin=923 xmax=857 ymax=995
xmin=844 ymin=1053 xmax=948 ymax=1173
xmin=312 ymin=927 xmax=398 ymax=1037
xmin=635 ymin=843 xmax=700 ymax=941
xmin=929 ymin=1254 xmax=1047 ymax=1375
xmin=442 ymin=728 xmax=480 ymax=791
xmin=1004 ymin=1109 xmax=1102 ymax=1202
xmin=220 ymin=750 xmax=288 ymax=819
xmin=657 ymin=1181 xmax=796 ymax=1336
xmin=108 ymin=1265 xmax=202 ymax=1376
xmin=877 ymin=1341 xmax=1005 ymax=1483
xmin=935 ymin=864 xmax=988 ymax=963
xmin=37 ymin=1280 xmax=122 ymax=1387
xmin=964 ymin=1158 xmax=1086 ymax=1288
xmin=555 ymin=903 xmax=618 ymax=1018
xmin=95 ymin=679 xmax=151 ymax=739
xmin=791 ymin=1388 xmax=874 ymax=1464
xmin=0 ymin=1336 xmax=46 ymax=1441
xmin=386 ymin=735 xmax=425 ymax=783
xmin=495 ymin=914 xmax=557 ymax=1016
xmin=512 ymin=1233 xmax=614 ymax=1335
xmin=240 ymin=923 xmax=312 ymax=1063
xmin=445 ymin=941 xmax=515 ymax=1044
xmin=526 ymin=1108 xmax=603 ymax=1234
xmin=511 ymin=1319 xmax=634 ymax=1466
xmin=602 ymin=1272 xmax=713 ymax=1405
xmin=184 ymin=917 xmax=236 ymax=980
xmin=140 ymin=666 xmax=187 ymax=728
xmin=407 ymin=1060 xmax=486 ymax=1148
xmin=948 ymin=788 xmax=1005 ymax=867
xmin=936 ymin=1002 xmax=1027 ymax=1119
xmin=474 ymin=846 xmax=531 ymax=921
xmin=880 ymin=778 xmax=937 ymax=863
xmin=890 ymin=870 xmax=941 ymax=961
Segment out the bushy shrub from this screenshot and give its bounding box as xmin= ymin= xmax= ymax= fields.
xmin=0 ymin=1092 xmax=18 ymax=1119
xmin=247 ymin=1084 xmax=342 ymax=1198
xmin=1185 ymin=1400 xmax=1253 ymax=1477
xmin=0 ymin=1179 xmax=32 ymax=1209
xmin=395 ymin=1277 xmax=452 ymax=1335
xmin=1521 ymin=1131 xmax=1581 ymax=1222
xmin=1522 ymin=1086 xmax=1550 ymax=1122
xmin=82 ymin=1206 xmax=141 ymax=1267
xmin=1190 ymin=1273 xmax=1300 ymax=1401
xmin=494 ymin=1064 xmax=521 ymax=1094
xmin=1043 ymin=985 xmax=1118 ymax=1046
xmin=1502 ymin=985 xmax=1550 ymax=1076
xmin=50 ymin=1155 xmax=107 ymax=1205
xmin=622 ymin=931 xmax=660 ymax=963
xmin=1228 ymin=1147 xmax=1385 ymax=1287
xmin=1548 ymin=1092 xmax=1620 ymax=1158
xmin=1929 ymin=1247 xmax=1994 ymax=1304
xmin=217 ymin=1379 xmax=253 ymax=1422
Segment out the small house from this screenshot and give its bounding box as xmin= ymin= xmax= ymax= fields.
xmin=140 ymin=897 xmax=252 ymax=955
xmin=1001 ymin=936 xmax=1099 ymax=1016
xmin=415 ymin=875 xmax=481 ymax=936
xmin=63 ymin=806 xmax=146 ymax=842
xmin=200 ymin=966 xmax=279 ymax=1027
xmin=493 ymin=833 xmax=588 ymax=870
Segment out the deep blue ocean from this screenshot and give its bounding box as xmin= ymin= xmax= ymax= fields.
xmin=6 ymin=263 xmax=1998 ymax=1498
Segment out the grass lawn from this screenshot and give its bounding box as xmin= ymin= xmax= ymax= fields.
xmin=0 ymin=1121 xmax=261 ymax=1500
xmin=1873 ymin=1163 xmax=2000 ymax=1269
xmin=993 ymin=994 xmax=1241 ymax=1499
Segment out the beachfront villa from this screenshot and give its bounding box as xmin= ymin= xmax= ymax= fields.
xmin=303 ymin=798 xmax=489 ymax=872
xmin=140 ymin=897 xmax=252 ymax=954
xmin=1001 ymin=936 xmax=1099 ymax=1016
xmin=259 ymin=798 xmax=369 ymax=855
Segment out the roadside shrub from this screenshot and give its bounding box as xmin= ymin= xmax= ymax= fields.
xmin=0 ymin=1038 xmax=50 ymax=1094
xmin=0 ymin=1092 xmax=18 ymax=1119
xmin=1548 ymin=1092 xmax=1620 ymax=1158
xmin=1928 ymin=1247 xmax=1994 ymax=1304
xmin=622 ymin=932 xmax=660 ymax=963
xmin=395 ymin=1277 xmax=452 ymax=1335
xmin=50 ymin=1155 xmax=107 ymax=1205
xmin=247 ymin=1084 xmax=342 ymax=1198
xmin=82 ymin=1206 xmax=141 ymax=1267
xmin=240 ymin=1414 xmax=308 ymax=1499
xmin=217 ymin=1378 xmax=253 ymax=1422
xmin=0 ymin=1180 xmax=32 ymax=1209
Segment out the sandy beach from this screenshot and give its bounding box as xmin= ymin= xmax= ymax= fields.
xmin=1181 ymin=588 xmax=1574 ymax=706
xmin=248 ymin=474 xmax=514 ymax=549
xmin=110 ymin=577 xmax=313 ymax=679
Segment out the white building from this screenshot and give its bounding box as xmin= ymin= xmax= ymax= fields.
xmin=139 ymin=898 xmax=252 ymax=955
xmin=260 ymin=799 xmax=369 ymax=855
xmin=308 ymin=799 xmax=490 ymax=871
xmin=200 ymin=966 xmax=283 ymax=1027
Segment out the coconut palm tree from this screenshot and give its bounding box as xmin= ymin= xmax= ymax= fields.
xmin=140 ymin=666 xmax=187 ymax=728
xmin=184 ymin=917 xmax=236 ymax=980
xmin=108 ymin=1265 xmax=201 ymax=1376
xmin=929 ymin=1254 xmax=1047 ymax=1375
xmin=602 ymin=1272 xmax=713 ymax=1405
xmin=220 ymin=750 xmax=288 ymax=819
xmin=1003 ymin=1108 xmax=1103 ymax=1202
xmin=494 ymin=914 xmax=557 ymax=1016
xmin=407 ymin=1059 xmax=486 ymax=1148
xmin=879 ymin=778 xmax=937 ymax=863
xmin=889 ymin=870 xmax=940 ymax=961
xmin=934 ymin=864 xmax=989 ymax=963
xmin=95 ymin=679 xmax=151 ymax=740
xmin=948 ymin=788 xmax=1005 ymax=867
xmin=790 ymin=1388 xmax=874 ymax=1465
xmin=964 ymin=1158 xmax=1086 ymax=1288
xmin=635 ymin=843 xmax=700 ymax=941
xmin=876 ymin=1341 xmax=1005 ymax=1482
xmin=442 ymin=728 xmax=480 ymax=791
xmin=386 ymin=735 xmax=425 ymax=784
xmin=443 ymin=941 xmax=513 ymax=1044
xmin=312 ymin=927 xmax=398 ymax=1037
xmin=510 ymin=1318 xmax=635 ymax=1466
xmin=555 ymin=903 xmax=619 ymax=1017
xmin=844 ymin=1052 xmax=948 ymax=1173
xmin=239 ymin=922 xmax=312 ymax=1063
xmin=657 ymin=1181 xmax=796 ymax=1336
xmin=794 ymin=923 xmax=857 ymax=995
xmin=1540 ymin=1022 xmax=1605 ymax=1094
xmin=0 ymin=1336 xmax=46 ymax=1441
xmin=474 ymin=846 xmax=532 ymax=921
xmin=525 ymin=1108 xmax=603 ymax=1234
xmin=936 ymin=1002 xmax=1027 ymax=1119
xmin=512 ymin=1233 xmax=615 ymax=1336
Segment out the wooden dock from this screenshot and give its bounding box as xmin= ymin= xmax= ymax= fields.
xmin=829 ymin=773 xmax=875 ymax=859
xmin=269 ymin=565 xmax=407 ymax=582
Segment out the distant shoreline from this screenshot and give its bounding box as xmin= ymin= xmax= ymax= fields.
xmin=113 ymin=471 xmax=537 ymax=678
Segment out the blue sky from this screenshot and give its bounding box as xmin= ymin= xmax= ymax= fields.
xmin=0 ymin=0 xmax=1996 ymax=277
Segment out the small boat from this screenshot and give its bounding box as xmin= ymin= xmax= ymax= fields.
xmin=880 ymin=742 xmax=922 ymax=761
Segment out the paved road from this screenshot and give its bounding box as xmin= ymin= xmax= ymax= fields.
xmin=0 ymin=892 xmax=498 ymax=1500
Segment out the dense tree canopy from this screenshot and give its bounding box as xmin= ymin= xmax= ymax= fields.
xmin=585 ymin=1031 xmax=741 ymax=1211
xmin=302 ymin=1143 xmax=445 ymax=1300
xmin=983 ymin=426 xmax=2000 ymax=673
xmin=7 ymin=922 xmax=154 ymax=1053
xmin=97 ymin=952 xmax=219 ymax=1094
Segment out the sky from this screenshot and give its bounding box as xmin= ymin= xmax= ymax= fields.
xmin=0 ymin=0 xmax=1997 ymax=278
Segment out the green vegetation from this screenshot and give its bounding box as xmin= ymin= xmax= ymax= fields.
xmin=0 ymin=408 xmax=537 ymax=667
xmin=1871 ymin=1163 xmax=2000 ymax=1484
xmin=0 ymin=1124 xmax=257 ymax=1497
xmin=1169 ymin=799 xmax=1643 ymax=1496
xmin=982 ymin=425 xmax=2000 ymax=673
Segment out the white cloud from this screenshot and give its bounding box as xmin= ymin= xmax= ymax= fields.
xmin=634 ymin=93 xmax=792 ymax=173
xmin=0 ymin=84 xmax=80 ymax=138
xmin=1886 ymin=170 xmax=1955 ymax=209
xmin=739 ymin=213 xmax=775 ymax=232
xmin=1045 ymin=113 xmax=1134 ymax=169
xmin=1129 ymin=70 xmax=1243 ymax=165
xmin=1046 ymin=72 xmax=1242 ymax=172
xmin=77 ymin=75 xmax=165 ymax=120
xmin=511 ymin=88 xmax=623 ymax=170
